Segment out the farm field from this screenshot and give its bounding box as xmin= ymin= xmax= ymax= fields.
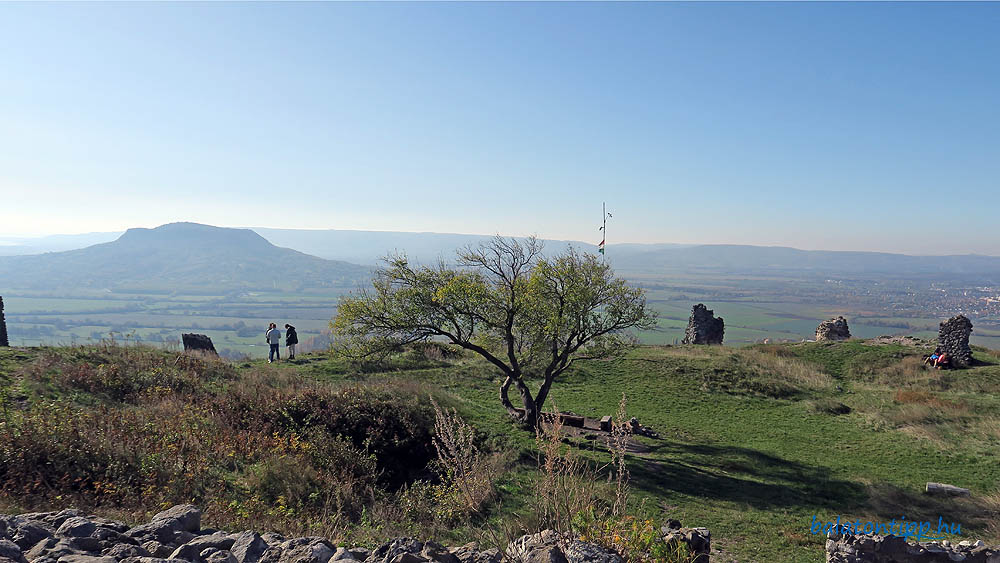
xmin=5 ymin=278 xmax=1000 ymax=356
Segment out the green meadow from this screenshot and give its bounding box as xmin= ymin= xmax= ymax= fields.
xmin=2 ymin=339 xmax=998 ymax=562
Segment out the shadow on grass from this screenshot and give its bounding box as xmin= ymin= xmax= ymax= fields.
xmin=862 ymin=482 xmax=999 ymax=537
xmin=628 ymin=441 xmax=868 ymax=511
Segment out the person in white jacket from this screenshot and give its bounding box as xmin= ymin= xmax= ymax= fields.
xmin=265 ymin=323 xmax=282 ymax=363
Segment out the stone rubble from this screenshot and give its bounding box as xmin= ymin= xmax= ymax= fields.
xmin=681 ymin=304 xmax=724 ymax=345
xmin=826 ymin=532 xmax=1000 ymax=563
xmin=0 ymin=506 xmax=712 ymax=563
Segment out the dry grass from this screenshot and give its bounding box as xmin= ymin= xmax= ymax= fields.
xmin=873 ymin=356 xmax=949 ymax=389
xmin=739 ymin=349 xmax=835 ymax=392
xmin=0 ymin=341 xmax=445 ymax=543
xmin=694 ymin=347 xmax=835 ymax=399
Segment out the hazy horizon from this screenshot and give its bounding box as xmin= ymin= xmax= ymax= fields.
xmin=2 ymin=3 xmax=999 ymax=254
xmin=2 ymin=222 xmax=1000 ymax=258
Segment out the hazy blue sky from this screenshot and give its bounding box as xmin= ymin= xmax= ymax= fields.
xmin=2 ymin=2 xmax=998 ymax=254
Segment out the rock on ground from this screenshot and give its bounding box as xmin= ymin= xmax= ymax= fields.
xmin=0 ymin=505 xmax=712 ymax=563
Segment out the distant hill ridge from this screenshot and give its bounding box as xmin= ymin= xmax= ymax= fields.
xmin=0 ymin=222 xmax=370 ymax=292
xmin=2 ymin=223 xmax=1000 ymax=280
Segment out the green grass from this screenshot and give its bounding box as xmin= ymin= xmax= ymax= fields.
xmin=268 ymin=341 xmax=1000 ymax=561
xmin=2 ymin=340 xmax=999 ymax=562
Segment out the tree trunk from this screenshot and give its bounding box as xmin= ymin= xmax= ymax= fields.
xmin=500 ymin=375 xmax=518 ymax=415
xmin=500 ymin=373 xmax=538 ymax=426
xmin=534 ymin=373 xmax=557 ymax=417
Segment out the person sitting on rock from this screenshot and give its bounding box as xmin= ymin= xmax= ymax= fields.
xmin=924 ymin=348 xmax=942 ymax=367
xmin=934 ymin=352 xmax=951 ymax=370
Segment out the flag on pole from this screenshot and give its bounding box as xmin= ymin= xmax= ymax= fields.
xmin=598 ymin=238 xmax=605 ymax=254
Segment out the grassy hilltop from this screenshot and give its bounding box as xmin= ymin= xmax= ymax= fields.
xmin=1 ymin=339 xmax=999 ymax=562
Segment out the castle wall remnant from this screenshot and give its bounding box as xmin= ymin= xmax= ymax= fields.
xmin=682 ymin=304 xmax=724 ymax=345
xmin=816 ymin=317 xmax=851 ymax=341
xmin=938 ymin=315 xmax=973 ymax=367
xmin=0 ymin=296 xmax=8 ymax=347
xmin=182 ymin=333 xmax=217 ymax=355
xmin=827 ymin=533 xmax=999 ymax=563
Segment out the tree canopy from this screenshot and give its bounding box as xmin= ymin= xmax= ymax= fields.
xmin=331 ymin=236 xmax=657 ymax=425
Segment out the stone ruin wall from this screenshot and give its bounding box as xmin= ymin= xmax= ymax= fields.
xmin=0 ymin=296 xmax=8 ymax=347
xmin=682 ymin=303 xmax=725 ymax=345
xmin=938 ymin=315 xmax=973 ymax=367
xmin=182 ymin=333 xmax=217 ymax=355
xmin=816 ymin=316 xmax=851 ymax=341
xmin=827 ymin=533 xmax=1000 ymax=563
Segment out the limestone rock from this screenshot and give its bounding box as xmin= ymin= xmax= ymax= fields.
xmin=57 ymin=555 xmax=117 ymax=563
xmin=151 ymin=505 xmax=201 ymax=534
xmin=681 ymin=304 xmax=724 ymax=345
xmin=562 ymin=540 xmax=622 ymax=563
xmin=168 ymin=533 xmax=235 ymax=561
xmin=57 ymin=517 xmax=98 ymax=538
xmin=446 ymin=544 xmax=499 ymax=563
xmin=0 ymin=508 xmax=699 ymax=563
xmin=125 ymin=518 xmax=184 ymax=545
xmin=11 ymin=520 xmax=54 ymax=551
xmin=204 ymin=550 xmax=239 ymax=563
xmin=141 ymin=541 xmax=173 ymax=558
xmin=368 ymin=538 xmax=424 ymax=563
xmin=329 ymin=548 xmax=357 ymax=561
xmin=268 ymin=537 xmax=335 ymax=563
xmin=0 ymin=540 xmax=26 ymax=563
xmin=826 ymin=532 xmax=1000 ymax=562
xmin=938 ymin=315 xmax=974 ymax=367
xmin=523 ymin=546 xmax=567 ymax=563
xmin=661 ymin=525 xmax=710 ymax=563
xmin=103 ymin=543 xmax=151 ymax=559
xmin=816 ymin=317 xmax=851 ymax=341
xmin=229 ymin=532 xmax=269 ymax=563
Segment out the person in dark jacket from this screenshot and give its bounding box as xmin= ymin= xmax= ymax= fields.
xmin=284 ymin=324 xmax=298 ymax=359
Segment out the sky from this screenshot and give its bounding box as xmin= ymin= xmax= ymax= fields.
xmin=1 ymin=2 xmax=998 ymax=255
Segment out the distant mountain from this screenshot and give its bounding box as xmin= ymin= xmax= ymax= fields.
xmin=253 ymin=227 xmax=692 ymax=264
xmin=0 ymin=231 xmax=123 ymax=256
xmin=0 ymin=223 xmax=370 ymax=292
xmin=4 ymin=224 xmax=999 ymax=283
xmin=607 ymin=244 xmax=1000 ymax=278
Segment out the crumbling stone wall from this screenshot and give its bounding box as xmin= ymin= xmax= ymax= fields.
xmin=182 ymin=333 xmax=217 ymax=355
xmin=0 ymin=296 xmax=8 ymax=347
xmin=816 ymin=317 xmax=851 ymax=341
xmin=682 ymin=304 xmax=724 ymax=345
xmin=827 ymin=533 xmax=998 ymax=562
xmin=938 ymin=315 xmax=973 ymax=367
xmin=0 ymin=504 xmax=712 ymax=563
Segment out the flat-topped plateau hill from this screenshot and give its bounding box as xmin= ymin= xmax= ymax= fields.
xmin=1 ymin=339 xmax=998 ymax=562
xmin=0 ymin=223 xmax=370 ymax=292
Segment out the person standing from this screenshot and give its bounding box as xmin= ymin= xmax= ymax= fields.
xmin=265 ymin=322 xmax=281 ymax=363
xmin=284 ymin=323 xmax=298 ymax=360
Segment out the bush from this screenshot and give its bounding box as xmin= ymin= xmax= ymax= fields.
xmin=221 ymin=379 xmax=437 ymax=488
xmin=1 ymin=343 xmax=446 ymax=537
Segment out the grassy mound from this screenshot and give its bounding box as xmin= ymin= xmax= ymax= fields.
xmin=2 ymin=339 xmax=999 ymax=562
xmin=0 ymin=343 xmax=441 ymax=541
